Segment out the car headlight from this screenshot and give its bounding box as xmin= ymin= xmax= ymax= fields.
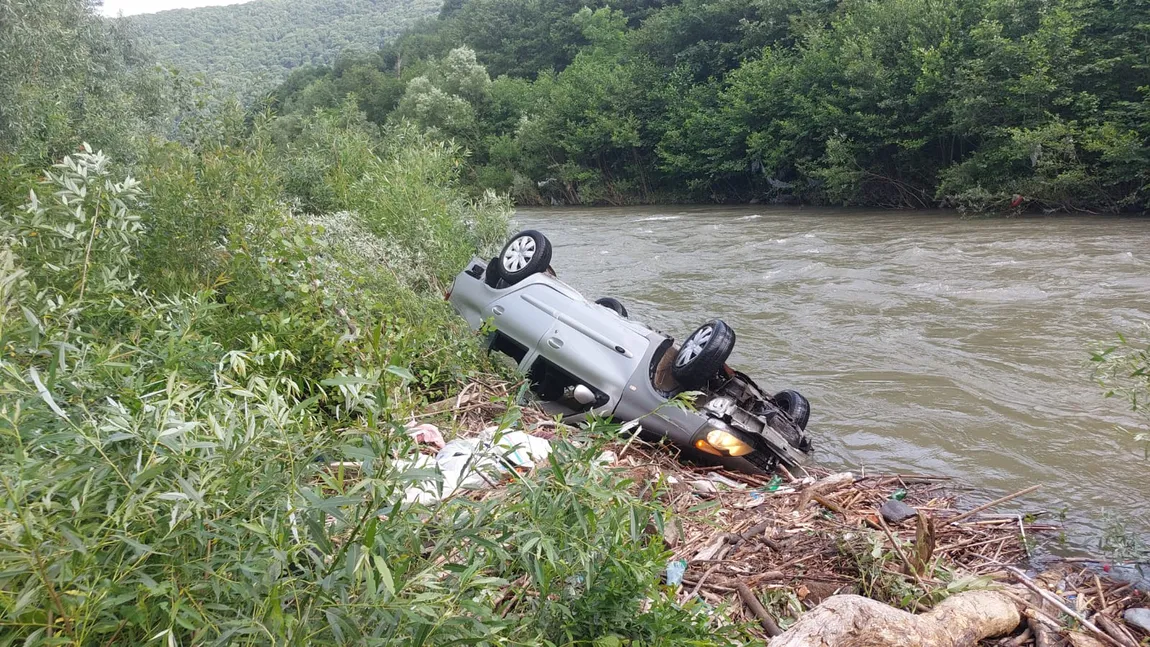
xmin=695 ymin=427 xmax=755 ymax=457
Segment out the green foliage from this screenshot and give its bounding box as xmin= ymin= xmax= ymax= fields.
xmin=137 ymin=134 xmax=286 ymax=296
xmin=275 ymin=99 xmax=510 ymax=287
xmin=125 ymin=0 xmax=443 ymax=99
xmin=1092 ymin=325 xmax=1150 ymax=458
xmin=267 ymin=0 xmax=1150 ymax=212
xmin=0 ymin=136 xmax=741 ymax=647
xmin=0 ymin=0 xmax=175 ymax=165
xmin=393 ymin=47 xmax=492 ymax=147
xmin=0 ymin=4 xmax=751 ymax=643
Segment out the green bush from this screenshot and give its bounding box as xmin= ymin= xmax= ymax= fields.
xmin=277 ymin=101 xmax=511 ymax=288
xmin=0 ymin=150 xmax=742 ymax=646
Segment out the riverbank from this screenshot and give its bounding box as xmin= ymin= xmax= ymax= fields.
xmin=420 ymin=379 xmax=1150 ymax=646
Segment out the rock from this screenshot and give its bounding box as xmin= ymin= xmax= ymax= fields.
xmin=1124 ymin=607 xmax=1150 ymax=632
xmin=880 ymin=499 xmax=918 ymax=524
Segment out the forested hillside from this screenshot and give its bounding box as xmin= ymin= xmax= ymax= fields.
xmin=271 ymin=0 xmax=1150 ymax=212
xmin=127 ymin=0 xmax=441 ymax=96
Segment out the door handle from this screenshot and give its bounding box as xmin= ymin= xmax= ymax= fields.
xmin=547 ymin=337 xmax=563 ymax=349
xmin=491 ymin=305 xmax=504 ymax=316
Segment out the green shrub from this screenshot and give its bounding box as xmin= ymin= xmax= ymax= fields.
xmin=137 ymin=137 xmax=287 ymax=296
xmin=0 ymin=150 xmax=741 ymax=646
xmin=277 ymin=102 xmax=511 ymax=289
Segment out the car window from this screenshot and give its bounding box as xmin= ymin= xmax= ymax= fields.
xmin=526 ymin=356 xmax=608 ymax=414
xmin=490 ymin=331 xmax=527 ymax=362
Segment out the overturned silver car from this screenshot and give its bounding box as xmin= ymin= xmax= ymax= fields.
xmin=447 ymin=230 xmax=812 ymax=473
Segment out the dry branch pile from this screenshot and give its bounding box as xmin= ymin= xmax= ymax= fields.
xmin=610 ymin=441 xmax=1148 ymax=646
xmin=414 ymin=383 xmax=1148 ymax=646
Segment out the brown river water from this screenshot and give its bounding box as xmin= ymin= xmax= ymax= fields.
xmin=516 ymin=205 xmax=1150 ymax=556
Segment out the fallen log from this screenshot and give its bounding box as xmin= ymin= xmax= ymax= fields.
xmin=769 ymin=591 xmax=1021 ymax=647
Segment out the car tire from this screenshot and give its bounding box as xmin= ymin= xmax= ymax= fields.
xmin=672 ymin=319 xmax=735 ymax=389
xmin=595 ymin=297 xmax=628 ymax=317
xmin=774 ymin=390 xmax=810 ymax=430
xmin=495 ymin=230 xmax=552 ymax=285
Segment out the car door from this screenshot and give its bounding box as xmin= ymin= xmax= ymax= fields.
xmin=526 ymin=294 xmax=651 ymax=411
xmin=485 ymin=283 xmax=558 ymax=366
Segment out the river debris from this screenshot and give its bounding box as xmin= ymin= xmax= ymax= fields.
xmin=618 ymin=440 xmax=1147 ymax=645
xmin=405 ymin=381 xmax=1149 ymax=645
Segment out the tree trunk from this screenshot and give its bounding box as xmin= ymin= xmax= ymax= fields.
xmin=770 ymin=591 xmax=1021 ymax=647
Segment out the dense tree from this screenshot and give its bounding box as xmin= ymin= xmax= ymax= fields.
xmin=393 ymin=47 xmax=492 ymax=145
xmin=125 ymin=0 xmax=442 ymax=98
xmin=200 ymin=0 xmax=1150 ymax=211
xmin=0 ymin=0 xmax=173 ymax=166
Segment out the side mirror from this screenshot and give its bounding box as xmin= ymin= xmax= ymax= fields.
xmin=572 ymin=384 xmax=596 ymax=405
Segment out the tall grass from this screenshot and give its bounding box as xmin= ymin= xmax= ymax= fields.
xmin=0 ymin=119 xmax=745 ymax=645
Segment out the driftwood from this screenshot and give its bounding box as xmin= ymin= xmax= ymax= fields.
xmin=735 ymin=581 xmax=783 ymax=637
xmin=1026 ymin=610 xmax=1060 ymax=647
xmin=1068 ymin=633 xmax=1109 ymax=647
xmin=770 ymin=591 xmax=1021 ymax=647
xmin=797 ymin=472 xmax=854 ymax=508
xmin=1005 ymin=566 xmax=1128 ymax=647
xmin=1094 ymin=614 xmax=1139 ymax=647
xmin=409 ymin=382 xmax=1148 ymax=647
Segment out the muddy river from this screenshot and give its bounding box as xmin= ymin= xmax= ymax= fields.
xmin=516 ymin=205 xmax=1150 ymax=554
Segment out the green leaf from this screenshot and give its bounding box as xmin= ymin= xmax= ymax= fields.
xmin=385 ymin=365 xmax=416 ymax=382
xmin=29 ymin=368 xmax=67 ymax=419
xmin=321 ymin=375 xmax=373 ymax=386
xmin=373 ymin=554 xmax=395 ymax=595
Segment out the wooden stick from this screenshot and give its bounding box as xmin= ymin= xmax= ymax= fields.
xmin=1005 ymin=566 xmax=1127 ymax=647
xmin=735 ymin=582 xmax=783 ymax=637
xmin=1094 ymin=614 xmax=1139 ymax=647
xmin=948 ymin=485 xmax=1041 ymax=525
xmin=1002 ymin=590 xmax=1062 ymax=629
xmin=797 ymin=471 xmax=854 ymax=508
xmin=857 ymin=473 xmax=953 ymax=482
xmin=686 ymin=563 xmax=722 ymax=600
xmin=679 ymin=575 xmax=735 ymax=593
xmin=733 ymin=521 xmax=783 ymax=551
xmin=1028 ymin=612 xmax=1059 ymax=647
xmin=878 ymin=516 xmax=928 ymax=588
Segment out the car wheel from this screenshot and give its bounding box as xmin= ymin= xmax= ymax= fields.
xmin=671 ymin=319 xmax=735 ymax=389
xmin=595 ymin=297 xmax=628 ymax=317
xmin=773 ymin=390 xmax=810 ymax=430
xmin=495 ymin=230 xmax=552 ymax=285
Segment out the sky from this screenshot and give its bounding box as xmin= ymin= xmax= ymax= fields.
xmin=99 ymin=0 xmax=256 ymax=17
